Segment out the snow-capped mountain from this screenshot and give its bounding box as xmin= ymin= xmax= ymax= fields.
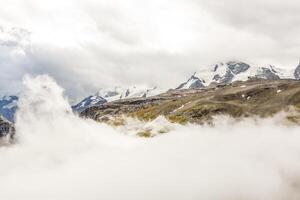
xmin=295 ymin=62 xmax=300 ymax=80
xmin=177 ymin=61 xmax=295 ymax=89
xmin=71 ymin=95 xmax=107 ymax=113
xmin=0 ymin=96 xmax=18 ymax=122
xmin=95 ymin=86 xmax=164 ymax=102
xmin=72 ymin=86 xmax=165 ymax=113
xmin=176 ymin=74 xmax=205 ymax=90
xmin=2 ymin=61 xmax=300 ymax=117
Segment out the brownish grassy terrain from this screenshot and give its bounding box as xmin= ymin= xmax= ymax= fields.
xmin=81 ymin=79 xmax=300 ymax=125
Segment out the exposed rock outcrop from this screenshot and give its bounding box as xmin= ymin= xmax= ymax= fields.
xmin=255 ymin=66 xmax=280 ymax=80
xmin=0 ymin=96 xmax=18 ymax=122
xmin=176 ymin=75 xmax=205 ymax=90
xmin=295 ymin=62 xmax=300 ymax=80
xmin=0 ymin=116 xmax=15 ymax=141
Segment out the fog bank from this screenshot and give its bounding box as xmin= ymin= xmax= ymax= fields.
xmin=0 ymin=75 xmax=300 ymax=200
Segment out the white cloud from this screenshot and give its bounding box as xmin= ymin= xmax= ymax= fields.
xmin=0 ymin=0 xmax=299 ymax=99
xmin=1 ymin=75 xmax=300 ymax=200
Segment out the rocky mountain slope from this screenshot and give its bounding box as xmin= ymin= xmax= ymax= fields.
xmin=176 ymin=74 xmax=205 ymax=90
xmin=0 ymin=116 xmax=15 ymax=140
xmin=295 ymin=62 xmax=300 ymax=80
xmin=177 ymin=61 xmax=295 ymax=89
xmin=72 ymin=86 xmax=165 ymax=113
xmin=0 ymin=86 xmax=165 ymax=120
xmin=0 ymin=96 xmax=18 ymax=122
xmin=2 ymin=61 xmax=300 ymax=122
xmin=74 ymin=61 xmax=300 ymax=113
xmin=81 ymin=79 xmax=300 ymax=127
xmin=72 ymin=95 xmax=107 ymax=113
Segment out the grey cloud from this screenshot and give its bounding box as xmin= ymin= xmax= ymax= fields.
xmin=0 ymin=26 xmax=30 ymax=47
xmin=196 ymin=0 xmax=300 ymax=40
xmin=0 ymin=0 xmax=300 ymax=100
xmin=0 ymin=27 xmax=31 ymax=95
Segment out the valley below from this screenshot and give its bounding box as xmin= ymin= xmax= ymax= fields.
xmin=81 ymin=79 xmax=300 ymax=136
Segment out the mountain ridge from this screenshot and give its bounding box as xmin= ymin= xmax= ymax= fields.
xmin=72 ymin=86 xmax=166 ymax=113
xmin=1 ymin=60 xmax=300 ymax=122
xmin=177 ymin=61 xmax=296 ymax=90
xmin=81 ymin=79 xmax=300 ymax=135
xmin=295 ymin=62 xmax=300 ymax=80
xmin=0 ymin=96 xmax=18 ymax=122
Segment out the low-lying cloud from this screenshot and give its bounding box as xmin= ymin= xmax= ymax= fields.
xmin=0 ymin=75 xmax=300 ymax=200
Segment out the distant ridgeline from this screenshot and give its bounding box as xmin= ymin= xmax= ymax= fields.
xmin=176 ymin=61 xmax=300 ymax=90
xmin=1 ymin=61 xmax=300 ymax=122
xmin=81 ymin=79 xmax=300 ymax=135
xmin=72 ymin=61 xmax=300 ymax=113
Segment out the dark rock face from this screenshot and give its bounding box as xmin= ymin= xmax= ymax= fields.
xmin=176 ymin=75 xmax=205 ymax=90
xmin=188 ymin=80 xmax=205 ymax=90
xmin=255 ymin=67 xmax=280 ymax=80
xmin=213 ymin=64 xmax=219 ymax=72
xmin=0 ymin=117 xmax=15 ymax=139
xmin=72 ymin=95 xmax=107 ymax=113
xmin=218 ymin=62 xmax=251 ymax=84
xmin=212 ymin=74 xmax=221 ymax=82
xmin=227 ymin=62 xmax=250 ymax=75
xmin=219 ymin=69 xmax=235 ymax=84
xmin=123 ymin=89 xmax=130 ymax=98
xmin=0 ymin=96 xmax=18 ymax=122
xmin=295 ymin=62 xmax=300 ymax=80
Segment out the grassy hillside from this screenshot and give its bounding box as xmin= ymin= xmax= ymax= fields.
xmin=81 ymin=79 xmax=300 ymax=125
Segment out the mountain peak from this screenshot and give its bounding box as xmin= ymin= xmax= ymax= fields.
xmin=72 ymin=95 xmax=107 ymax=113
xmin=295 ymin=62 xmax=300 ymax=80
xmin=176 ymin=61 xmax=296 ymax=90
xmin=0 ymin=96 xmax=18 ymax=122
xmin=176 ymin=75 xmax=205 ymax=90
xmin=72 ymin=86 xmax=165 ymax=113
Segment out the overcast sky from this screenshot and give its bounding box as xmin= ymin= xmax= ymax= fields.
xmin=0 ymin=0 xmax=300 ymax=100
